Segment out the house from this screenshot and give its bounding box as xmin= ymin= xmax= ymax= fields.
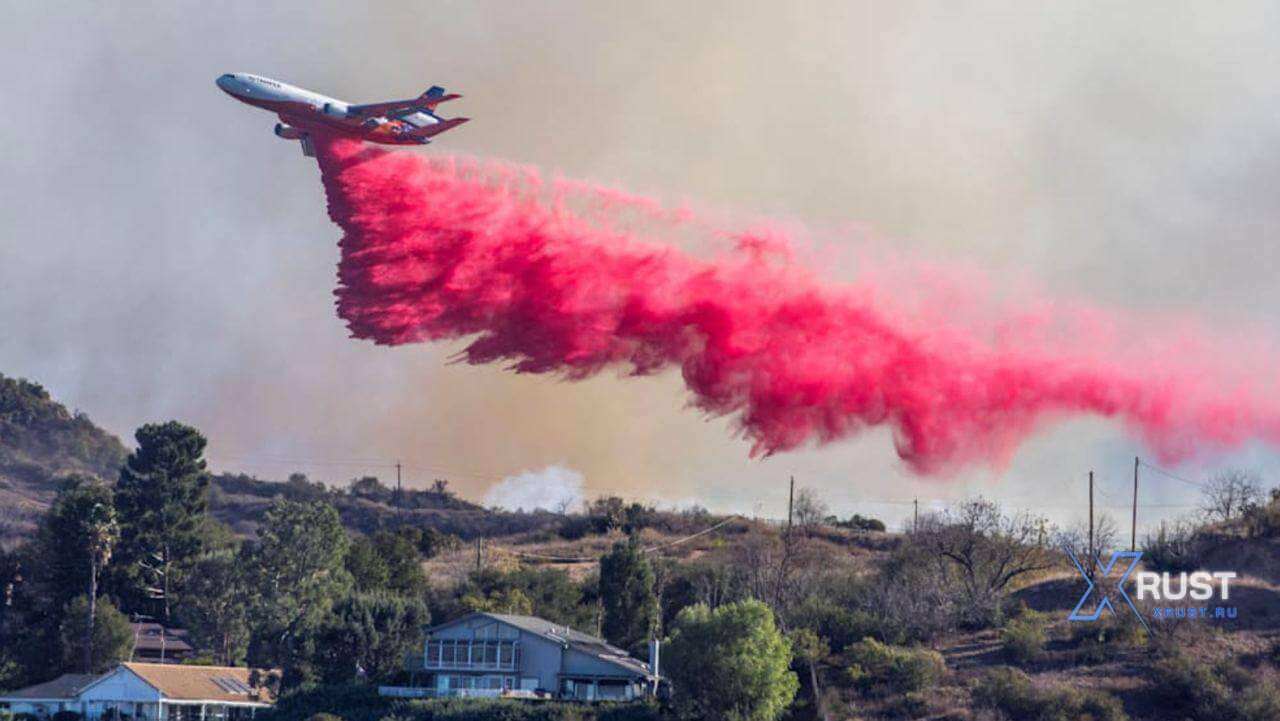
xmin=386 ymin=612 xmax=659 ymax=701
xmin=0 ymin=674 xmax=99 ymax=718
xmin=128 ymin=620 xmax=195 ymax=664
xmin=1 ymin=664 xmax=276 ymax=721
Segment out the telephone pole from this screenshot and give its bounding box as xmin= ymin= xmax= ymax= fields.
xmin=913 ymin=498 xmax=919 ymax=534
xmin=786 ymin=476 xmax=795 ymax=536
xmin=1088 ymin=470 xmax=1095 ymax=579
xmin=1131 ymin=456 xmax=1139 ymax=552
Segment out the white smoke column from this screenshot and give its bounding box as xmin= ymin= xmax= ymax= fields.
xmin=484 ymin=464 xmax=586 ymax=512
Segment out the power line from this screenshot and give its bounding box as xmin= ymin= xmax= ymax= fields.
xmin=1138 ymin=460 xmax=1208 ymax=489
xmin=496 ymin=515 xmax=746 ymax=563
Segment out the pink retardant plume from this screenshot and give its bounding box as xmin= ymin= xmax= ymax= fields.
xmin=315 ymin=137 xmax=1280 ymax=474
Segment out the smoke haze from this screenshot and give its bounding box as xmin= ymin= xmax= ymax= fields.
xmin=6 ymin=2 xmax=1280 ymax=527
xmin=483 ymin=465 xmax=586 ymax=512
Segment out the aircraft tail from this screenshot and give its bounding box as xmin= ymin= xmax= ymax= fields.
xmin=417 ymin=86 xmax=462 ymax=110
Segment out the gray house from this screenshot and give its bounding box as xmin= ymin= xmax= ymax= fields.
xmin=388 ymin=612 xmax=659 ymax=701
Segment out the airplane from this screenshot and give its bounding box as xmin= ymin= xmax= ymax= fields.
xmin=216 ymin=73 xmax=468 ymax=156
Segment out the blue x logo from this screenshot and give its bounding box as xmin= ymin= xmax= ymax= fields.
xmin=1064 ymin=547 xmax=1149 ymax=632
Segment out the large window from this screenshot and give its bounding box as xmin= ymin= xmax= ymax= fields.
xmin=425 ymin=639 xmax=519 ymax=670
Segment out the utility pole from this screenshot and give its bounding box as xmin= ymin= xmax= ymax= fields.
xmin=1131 ymin=456 xmax=1139 ymax=552
xmin=913 ymin=498 xmax=919 ymax=534
xmin=1088 ymin=471 xmax=1095 ymax=579
xmin=786 ymin=476 xmax=795 ymax=536
xmin=475 ymin=536 xmax=484 ymax=572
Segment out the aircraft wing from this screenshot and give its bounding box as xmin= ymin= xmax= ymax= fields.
xmin=348 ymin=86 xmax=461 ymax=118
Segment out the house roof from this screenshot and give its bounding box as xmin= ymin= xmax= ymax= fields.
xmin=114 ymin=663 xmax=276 ymax=705
xmin=129 ymin=622 xmax=195 ymax=654
xmin=431 ymin=612 xmax=654 ymax=678
xmin=1 ymin=674 xmax=100 ymax=700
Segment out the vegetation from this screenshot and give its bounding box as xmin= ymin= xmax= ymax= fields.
xmin=972 ymin=666 xmax=1128 ymax=721
xmin=1147 ymin=651 xmax=1280 ymax=721
xmin=3 ymin=375 xmax=1280 ymax=721
xmin=1001 ymin=609 xmax=1050 ymax=665
xmin=664 ymin=600 xmax=798 ymax=721
xmin=57 ymin=595 xmax=132 ymax=673
xmin=844 ymin=638 xmax=945 ymax=697
xmin=600 ymin=536 xmax=658 ymax=654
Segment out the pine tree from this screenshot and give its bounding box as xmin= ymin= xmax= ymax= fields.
xmin=113 ymin=421 xmax=211 ymax=620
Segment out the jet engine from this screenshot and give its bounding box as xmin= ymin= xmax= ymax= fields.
xmin=274 ymin=123 xmax=306 ymax=140
xmin=321 ymin=101 xmax=350 ymax=118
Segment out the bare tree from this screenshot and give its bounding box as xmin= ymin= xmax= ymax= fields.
xmin=916 ymin=498 xmax=1053 ymax=626
xmin=792 ymin=487 xmax=829 ymax=534
xmin=1200 ymin=468 xmax=1263 ymax=524
xmin=1054 ymin=514 xmax=1119 ymax=572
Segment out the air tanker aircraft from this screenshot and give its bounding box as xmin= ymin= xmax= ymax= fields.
xmin=216 ymin=73 xmax=468 ymax=156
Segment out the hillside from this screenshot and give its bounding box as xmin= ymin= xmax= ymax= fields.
xmin=0 ymin=372 xmax=566 ymax=547
xmin=0 ymin=374 xmax=128 ymax=539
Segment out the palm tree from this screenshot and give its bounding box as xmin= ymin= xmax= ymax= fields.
xmin=83 ymin=500 xmax=119 ymax=673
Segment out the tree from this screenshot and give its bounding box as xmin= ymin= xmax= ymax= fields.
xmin=59 ymin=595 xmax=132 ymax=673
xmin=665 ymin=599 xmax=798 ymax=721
xmin=36 ymin=477 xmax=118 ymax=615
xmin=1200 ymin=468 xmax=1263 ymax=524
xmin=114 ymin=422 xmax=212 ymax=619
xmin=599 ymin=536 xmax=657 ymax=654
xmin=789 ymin=629 xmax=830 ymax=721
xmin=916 ymin=498 xmax=1052 ymax=627
xmin=302 ymin=593 xmax=429 ymax=684
xmin=179 ymin=549 xmax=250 ymax=665
xmin=792 ymin=488 xmax=829 ymax=534
xmin=245 ymin=499 xmax=352 ymax=684
xmin=345 ymin=537 xmax=391 ymax=592
xmin=1054 ymin=514 xmax=1119 ymax=574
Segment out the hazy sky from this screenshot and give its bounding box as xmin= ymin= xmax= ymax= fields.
xmin=4 ymin=1 xmax=1280 ymax=531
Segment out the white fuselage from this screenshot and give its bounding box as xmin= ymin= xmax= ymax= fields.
xmin=216 ymin=72 xmax=446 ymax=146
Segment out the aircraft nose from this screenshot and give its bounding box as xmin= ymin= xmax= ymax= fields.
xmin=216 ymin=74 xmax=236 ymax=92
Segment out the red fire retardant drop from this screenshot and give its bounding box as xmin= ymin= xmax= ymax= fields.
xmin=316 ymin=137 xmax=1280 ymax=474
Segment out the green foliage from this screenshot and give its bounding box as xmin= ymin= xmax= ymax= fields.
xmin=113 ymin=421 xmax=212 ymax=616
xmin=179 ymin=549 xmax=251 ymax=665
xmin=599 ymin=536 xmax=657 ymax=654
xmin=346 ymin=537 xmax=391 ymax=592
xmin=832 ymin=514 xmax=886 ymax=532
xmin=787 ymin=595 xmax=878 ymax=653
xmin=261 ymin=685 xmax=657 ymax=721
xmin=302 ymin=592 xmax=429 ymax=684
xmin=245 ymin=498 xmax=352 ymax=683
xmin=844 ymin=637 xmax=945 ymax=697
xmin=1001 ymin=609 xmax=1050 ymax=665
xmin=665 ymin=599 xmax=798 ymax=721
xmin=441 ymin=566 xmax=593 ymax=631
xmin=34 ymin=477 xmax=118 ymax=616
xmin=972 ymin=666 xmax=1128 ymax=721
xmin=58 ymin=595 xmax=133 ymax=673
xmin=0 ymin=374 xmax=126 ymax=486
xmin=1148 ymin=651 xmax=1280 ymax=721
xmin=1071 ymin=616 xmax=1146 ymax=665
xmin=51 ymin=711 xmax=82 ymax=721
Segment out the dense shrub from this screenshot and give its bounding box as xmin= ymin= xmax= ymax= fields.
xmin=845 ymin=638 xmax=946 ymax=697
xmin=51 ymin=712 xmax=82 ymax=721
xmin=972 ymin=667 xmax=1127 ymax=721
xmin=1148 ymin=651 xmax=1280 ymax=721
xmin=304 ymin=714 xmax=344 ymax=721
xmin=1141 ymin=522 xmax=1203 ymax=573
xmin=1001 ymin=610 xmax=1049 ymax=665
xmin=1071 ymin=616 xmax=1146 ymax=665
